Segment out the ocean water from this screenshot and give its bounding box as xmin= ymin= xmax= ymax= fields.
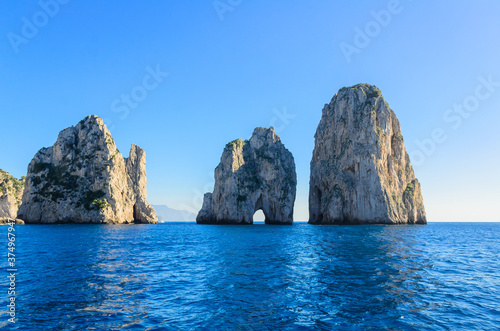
xmin=1 ymin=222 xmax=499 ymax=330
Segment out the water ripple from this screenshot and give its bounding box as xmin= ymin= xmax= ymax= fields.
xmin=0 ymin=222 xmax=498 ymax=330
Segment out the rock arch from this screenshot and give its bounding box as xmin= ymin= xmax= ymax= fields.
xmin=252 ymin=205 xmax=266 ymax=222
xmin=196 ymin=127 xmax=296 ymax=225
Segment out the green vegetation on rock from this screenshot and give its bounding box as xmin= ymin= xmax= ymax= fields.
xmin=92 ymin=198 xmax=110 ymax=210
xmin=226 ymin=138 xmax=245 ymax=148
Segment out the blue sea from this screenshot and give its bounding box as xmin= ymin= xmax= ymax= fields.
xmin=1 ymin=222 xmax=499 ymax=330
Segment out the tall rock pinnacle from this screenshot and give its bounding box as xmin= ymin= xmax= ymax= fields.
xmin=17 ymin=115 xmax=157 ymax=224
xmin=309 ymin=84 xmax=426 ymax=224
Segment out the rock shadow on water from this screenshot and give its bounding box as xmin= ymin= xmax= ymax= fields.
xmin=193 ymin=225 xmax=300 ymax=328
xmin=299 ymin=225 xmax=434 ymax=328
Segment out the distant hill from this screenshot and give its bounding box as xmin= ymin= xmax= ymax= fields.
xmin=152 ymin=205 xmax=197 ymax=222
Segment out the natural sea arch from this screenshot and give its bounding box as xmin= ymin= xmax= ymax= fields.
xmin=253 ymin=209 xmax=266 ymax=222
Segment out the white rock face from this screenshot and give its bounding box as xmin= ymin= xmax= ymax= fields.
xmin=0 ymin=169 xmax=24 ymax=220
xmin=197 ymin=127 xmax=296 ymax=224
xmin=17 ymin=115 xmax=157 ymax=224
xmin=126 ymin=144 xmax=157 ymax=224
xmin=309 ymin=84 xmax=426 ymax=224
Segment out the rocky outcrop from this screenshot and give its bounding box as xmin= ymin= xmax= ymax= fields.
xmin=126 ymin=145 xmax=157 ymax=224
xmin=0 ymin=169 xmax=25 ymax=220
xmin=17 ymin=115 xmax=157 ymax=224
xmin=197 ymin=127 xmax=296 ymax=224
xmin=0 ymin=218 xmax=24 ymax=225
xmin=309 ymin=84 xmax=426 ymax=224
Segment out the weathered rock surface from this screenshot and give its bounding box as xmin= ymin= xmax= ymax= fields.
xmin=309 ymin=84 xmax=426 ymax=224
xmin=126 ymin=145 xmax=157 ymax=224
xmin=17 ymin=115 xmax=157 ymax=224
xmin=0 ymin=169 xmax=24 ymax=219
xmin=197 ymin=127 xmax=296 ymax=224
xmin=0 ymin=218 xmax=24 ymax=225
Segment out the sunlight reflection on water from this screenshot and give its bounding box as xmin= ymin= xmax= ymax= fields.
xmin=1 ymin=223 xmax=498 ymax=330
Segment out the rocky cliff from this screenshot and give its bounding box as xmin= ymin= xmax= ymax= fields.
xmin=197 ymin=127 xmax=296 ymax=224
xmin=309 ymin=84 xmax=426 ymax=224
xmin=17 ymin=115 xmax=157 ymax=224
xmin=0 ymin=169 xmax=24 ymax=220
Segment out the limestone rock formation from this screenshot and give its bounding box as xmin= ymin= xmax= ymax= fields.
xmin=309 ymin=84 xmax=426 ymax=224
xmin=17 ymin=115 xmax=157 ymax=224
xmin=0 ymin=218 xmax=24 ymax=225
xmin=126 ymin=145 xmax=157 ymax=224
xmin=0 ymin=169 xmax=25 ymax=221
xmin=197 ymin=127 xmax=296 ymax=224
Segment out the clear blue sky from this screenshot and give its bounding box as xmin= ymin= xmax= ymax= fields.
xmin=1 ymin=1 xmax=499 ymax=221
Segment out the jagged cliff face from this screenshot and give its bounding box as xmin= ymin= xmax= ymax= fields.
xmin=126 ymin=145 xmax=158 ymax=224
xmin=197 ymin=127 xmax=296 ymax=224
xmin=309 ymin=84 xmax=426 ymax=224
xmin=17 ymin=115 xmax=157 ymax=224
xmin=0 ymin=169 xmax=24 ymax=219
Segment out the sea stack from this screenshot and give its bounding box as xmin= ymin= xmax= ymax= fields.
xmin=197 ymin=127 xmax=296 ymax=224
xmin=0 ymin=169 xmax=25 ymax=223
xmin=309 ymin=84 xmax=426 ymax=224
xmin=17 ymin=115 xmax=157 ymax=224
